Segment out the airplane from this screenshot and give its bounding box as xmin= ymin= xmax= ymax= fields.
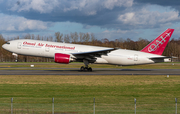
xmin=2 ymin=28 xmax=174 ymax=71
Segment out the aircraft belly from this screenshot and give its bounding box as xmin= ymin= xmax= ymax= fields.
xmin=102 ymin=55 xmax=154 ymax=65
xmin=102 ymin=55 xmax=132 ymax=65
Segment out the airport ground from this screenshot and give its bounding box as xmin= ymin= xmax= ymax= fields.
xmin=0 ymin=62 xmax=180 ymax=113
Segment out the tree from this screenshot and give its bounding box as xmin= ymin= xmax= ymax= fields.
xmin=55 ymin=32 xmax=63 ymax=42
xmin=74 ymin=32 xmax=79 ymax=43
xmin=0 ymin=34 xmax=5 ymax=61
xmin=48 ymin=36 xmax=53 ymax=41
xmin=91 ymin=33 xmax=96 ymax=45
xmin=64 ymin=34 xmax=70 ymax=43
xmin=85 ymin=33 xmax=90 ymax=43
xmin=70 ymin=32 xmax=75 ymax=43
xmin=31 ymin=34 xmax=35 ymax=39
xmin=136 ymin=38 xmax=149 ymax=50
xmin=36 ymin=35 xmax=41 ymax=40
xmin=79 ymin=32 xmax=84 ymax=43
xmin=24 ymin=34 xmax=31 ymax=39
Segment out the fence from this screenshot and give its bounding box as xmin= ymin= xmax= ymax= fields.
xmin=0 ymin=97 xmax=178 ymax=114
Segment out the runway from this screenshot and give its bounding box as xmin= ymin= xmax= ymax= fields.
xmin=0 ymin=68 xmax=180 ymax=75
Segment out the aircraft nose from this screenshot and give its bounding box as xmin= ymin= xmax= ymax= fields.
xmin=2 ymin=44 xmax=5 ymax=49
xmin=2 ymin=44 xmax=7 ymax=50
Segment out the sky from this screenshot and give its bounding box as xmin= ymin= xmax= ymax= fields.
xmin=0 ymin=0 xmax=180 ymax=41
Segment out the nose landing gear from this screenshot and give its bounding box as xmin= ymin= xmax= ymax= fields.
xmin=12 ymin=53 xmax=18 ymax=62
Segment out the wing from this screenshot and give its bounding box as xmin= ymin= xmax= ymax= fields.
xmin=71 ymin=48 xmax=115 ymax=63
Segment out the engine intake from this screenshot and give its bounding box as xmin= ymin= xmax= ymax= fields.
xmin=54 ymin=53 xmax=72 ymax=64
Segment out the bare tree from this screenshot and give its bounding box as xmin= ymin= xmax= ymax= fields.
xmin=48 ymin=36 xmax=53 ymax=41
xmin=91 ymin=33 xmax=96 ymax=45
xmin=70 ymin=32 xmax=75 ymax=43
xmin=55 ymin=32 xmax=63 ymax=42
xmin=134 ymin=38 xmax=149 ymax=50
xmin=79 ymin=32 xmax=84 ymax=42
xmin=101 ymin=38 xmax=109 ymax=47
xmin=74 ymin=32 xmax=79 ymax=43
xmin=36 ymin=35 xmax=41 ymax=40
xmin=85 ymin=33 xmax=90 ymax=43
xmin=0 ymin=34 xmax=5 ymax=61
xmin=24 ymin=34 xmax=31 ymax=39
xmin=70 ymin=32 xmax=79 ymax=43
xmin=64 ymin=34 xmax=70 ymax=43
xmin=32 ymin=34 xmax=35 ymax=39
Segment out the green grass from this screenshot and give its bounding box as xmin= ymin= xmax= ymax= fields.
xmin=0 ymin=75 xmax=179 ymax=113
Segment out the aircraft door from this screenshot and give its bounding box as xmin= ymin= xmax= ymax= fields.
xmin=44 ymin=47 xmax=50 ymax=57
xmin=17 ymin=42 xmax=21 ymax=49
xmin=45 ymin=47 xmax=50 ymax=52
xmin=134 ymin=54 xmax=138 ymax=61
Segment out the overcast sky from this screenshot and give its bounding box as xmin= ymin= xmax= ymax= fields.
xmin=1 ymin=0 xmax=180 ymax=41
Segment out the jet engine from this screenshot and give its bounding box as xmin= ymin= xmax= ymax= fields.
xmin=54 ymin=53 xmax=74 ymax=64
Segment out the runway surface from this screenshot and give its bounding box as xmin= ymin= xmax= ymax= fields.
xmin=0 ymin=68 xmax=180 ymax=75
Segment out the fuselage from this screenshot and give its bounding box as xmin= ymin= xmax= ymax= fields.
xmin=2 ymin=39 xmax=170 ymax=65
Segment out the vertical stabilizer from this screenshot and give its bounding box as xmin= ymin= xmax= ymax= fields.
xmin=140 ymin=28 xmax=174 ymax=55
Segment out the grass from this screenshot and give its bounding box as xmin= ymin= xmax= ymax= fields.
xmin=0 ymin=75 xmax=180 ymax=113
xmin=0 ymin=62 xmax=179 ymax=113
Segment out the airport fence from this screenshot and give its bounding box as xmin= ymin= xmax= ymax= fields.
xmin=0 ymin=97 xmax=178 ymax=114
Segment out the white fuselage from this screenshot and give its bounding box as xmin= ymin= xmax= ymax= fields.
xmin=2 ymin=39 xmax=169 ymax=65
xmin=99 ymin=50 xmax=160 ymax=65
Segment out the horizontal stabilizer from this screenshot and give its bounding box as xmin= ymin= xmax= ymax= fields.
xmin=148 ymin=56 xmax=172 ymax=62
xmin=148 ymin=56 xmax=172 ymax=59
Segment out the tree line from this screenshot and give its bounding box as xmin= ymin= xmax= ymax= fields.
xmin=0 ymin=32 xmax=180 ymax=62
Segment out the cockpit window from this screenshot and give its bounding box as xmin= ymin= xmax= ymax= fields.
xmin=6 ymin=42 xmax=10 ymax=44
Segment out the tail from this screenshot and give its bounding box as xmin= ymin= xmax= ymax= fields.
xmin=140 ymin=28 xmax=174 ymax=55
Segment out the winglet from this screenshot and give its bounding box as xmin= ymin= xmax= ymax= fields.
xmin=140 ymin=28 xmax=174 ymax=55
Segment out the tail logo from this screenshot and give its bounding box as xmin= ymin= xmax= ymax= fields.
xmin=148 ymin=32 xmax=171 ymax=52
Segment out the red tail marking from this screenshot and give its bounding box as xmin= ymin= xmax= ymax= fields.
xmin=141 ymin=28 xmax=174 ymax=55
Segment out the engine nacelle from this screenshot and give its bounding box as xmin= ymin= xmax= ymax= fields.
xmin=54 ymin=53 xmax=72 ymax=64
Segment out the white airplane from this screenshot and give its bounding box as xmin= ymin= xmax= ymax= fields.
xmin=2 ymin=28 xmax=174 ymax=71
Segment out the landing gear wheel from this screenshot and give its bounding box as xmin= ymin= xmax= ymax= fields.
xmin=80 ymin=66 xmax=92 ymax=72
xmin=80 ymin=66 xmax=85 ymax=71
xmin=88 ymin=67 xmax=92 ymax=71
xmin=84 ymin=67 xmax=88 ymax=71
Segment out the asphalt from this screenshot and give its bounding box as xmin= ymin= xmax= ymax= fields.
xmin=0 ymin=68 xmax=180 ymax=75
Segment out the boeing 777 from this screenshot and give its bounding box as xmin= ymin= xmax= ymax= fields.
xmin=2 ymin=28 xmax=174 ymax=71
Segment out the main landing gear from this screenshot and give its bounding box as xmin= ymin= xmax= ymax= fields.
xmin=80 ymin=66 xmax=92 ymax=71
xmin=80 ymin=59 xmax=92 ymax=72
